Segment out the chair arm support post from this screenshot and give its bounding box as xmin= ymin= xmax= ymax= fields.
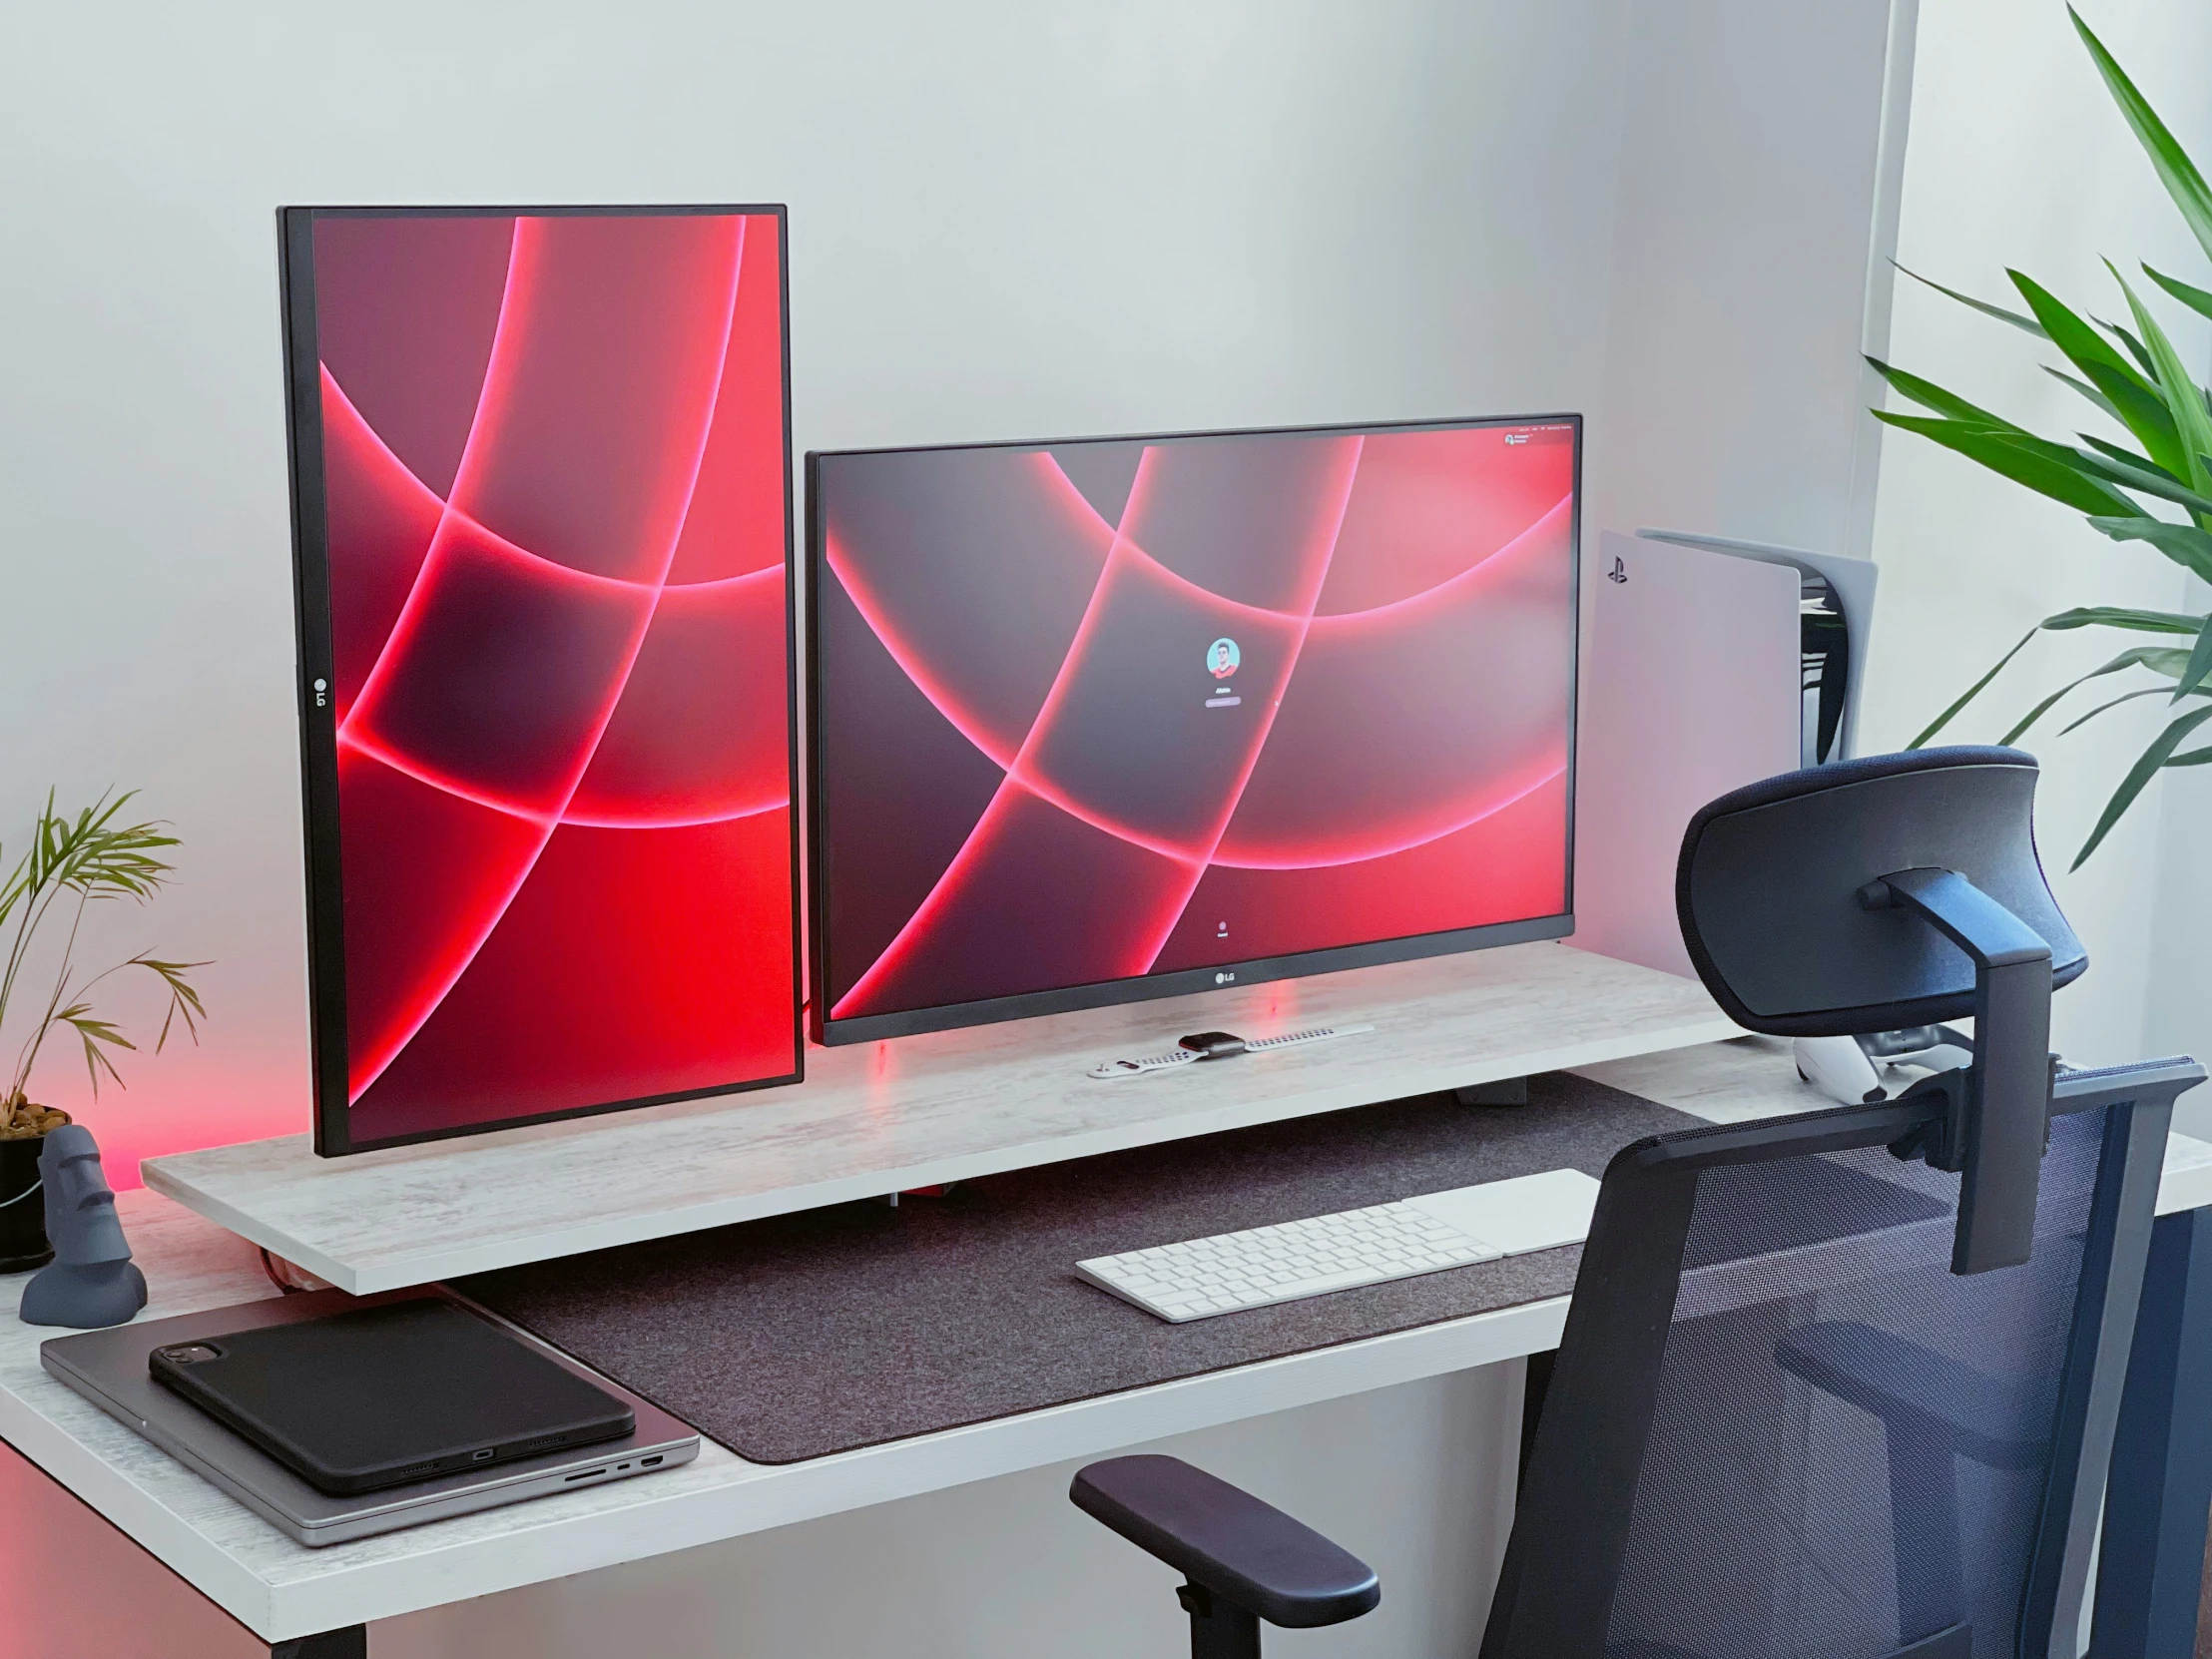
xmin=1179 ymin=1582 xmax=1265 ymax=1659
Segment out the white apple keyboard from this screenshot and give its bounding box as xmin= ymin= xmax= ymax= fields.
xmin=1076 ymin=1168 xmax=1603 ymax=1323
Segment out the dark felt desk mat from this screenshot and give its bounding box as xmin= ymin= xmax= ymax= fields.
xmin=456 ymin=1072 xmax=1701 ymax=1464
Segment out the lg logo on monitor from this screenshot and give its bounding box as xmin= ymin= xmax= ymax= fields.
xmin=1215 ymin=971 xmax=1236 ymax=985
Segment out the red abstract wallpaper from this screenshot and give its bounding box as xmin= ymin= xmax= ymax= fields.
xmin=296 ymin=209 xmax=797 ymax=1149
xmin=815 ymin=420 xmax=1576 ymax=1034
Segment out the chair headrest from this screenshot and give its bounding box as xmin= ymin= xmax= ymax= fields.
xmin=1675 ymin=747 xmax=2084 ymax=1038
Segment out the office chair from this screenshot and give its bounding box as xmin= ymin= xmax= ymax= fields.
xmin=1480 ymin=746 xmax=2200 ymax=1657
xmin=1072 ymin=747 xmax=2200 ymax=1659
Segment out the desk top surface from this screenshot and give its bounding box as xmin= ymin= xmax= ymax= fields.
xmin=10 ymin=1035 xmax=2209 ymax=1641
xmin=142 ymin=942 xmax=1737 ymax=1295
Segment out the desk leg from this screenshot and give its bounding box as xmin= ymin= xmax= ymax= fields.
xmin=2092 ymin=1206 xmax=2212 ymax=1658
xmin=1517 ymin=1349 xmax=1555 ymax=1492
xmin=270 ymin=1631 xmax=365 ymax=1659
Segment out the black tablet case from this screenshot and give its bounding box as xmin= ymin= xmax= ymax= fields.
xmin=149 ymin=1297 xmax=635 ymax=1494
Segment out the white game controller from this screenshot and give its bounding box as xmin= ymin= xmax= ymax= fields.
xmin=1793 ymin=1026 xmax=1976 ymax=1106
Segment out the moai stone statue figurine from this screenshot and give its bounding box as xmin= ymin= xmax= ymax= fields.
xmin=19 ymin=1126 xmax=147 ymax=1328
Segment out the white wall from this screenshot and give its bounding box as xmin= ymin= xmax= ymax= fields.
xmin=0 ymin=0 xmax=1640 ymax=1179
xmin=1861 ymin=0 xmax=2212 ymax=1097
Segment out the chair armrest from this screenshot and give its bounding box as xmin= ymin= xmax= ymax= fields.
xmin=1069 ymin=1454 xmax=1381 ymax=1629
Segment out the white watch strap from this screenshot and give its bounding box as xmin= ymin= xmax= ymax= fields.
xmin=1087 ymin=1022 xmax=1375 ymax=1080
xmin=1087 ymin=1048 xmax=1200 ymax=1080
xmin=1248 ymin=1022 xmax=1376 ymax=1052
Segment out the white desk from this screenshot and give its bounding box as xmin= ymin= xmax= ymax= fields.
xmin=6 ymin=1034 xmax=2211 ymax=1644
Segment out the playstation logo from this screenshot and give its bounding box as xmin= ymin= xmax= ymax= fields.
xmin=1607 ymin=556 xmax=1628 ymax=584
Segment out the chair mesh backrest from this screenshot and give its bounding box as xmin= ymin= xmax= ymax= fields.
xmin=1602 ymin=1107 xmax=2106 ymax=1659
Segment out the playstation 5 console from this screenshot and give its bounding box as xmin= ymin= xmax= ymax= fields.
xmin=1573 ymin=532 xmax=1802 ymax=979
xmin=1582 ymin=528 xmax=1939 ymax=1106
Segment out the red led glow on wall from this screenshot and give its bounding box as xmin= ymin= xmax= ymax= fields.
xmin=289 ymin=207 xmax=799 ymax=1151
xmin=813 ymin=420 xmax=1577 ymax=1039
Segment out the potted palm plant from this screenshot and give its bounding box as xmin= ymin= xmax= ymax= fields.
xmin=1 ymin=792 xmax=207 ymax=1270
xmin=1872 ymin=8 xmax=2212 ymax=867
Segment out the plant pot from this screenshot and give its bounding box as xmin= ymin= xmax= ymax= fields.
xmin=0 ymin=1131 xmax=54 ymax=1273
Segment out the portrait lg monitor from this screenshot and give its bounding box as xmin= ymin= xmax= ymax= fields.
xmin=279 ymin=205 xmax=802 ymax=1154
xmin=808 ymin=414 xmax=1580 ymax=1045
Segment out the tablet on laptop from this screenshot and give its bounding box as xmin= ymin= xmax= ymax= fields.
xmin=43 ymin=1288 xmax=700 ymax=1545
xmin=148 ymin=1296 xmax=636 ymax=1495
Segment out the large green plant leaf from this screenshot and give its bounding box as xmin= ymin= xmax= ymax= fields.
xmin=2079 ymin=436 xmax=2180 ymax=483
xmin=1919 ymin=610 xmax=2206 ymax=746
xmin=2145 ymin=264 xmax=2212 ymax=324
xmin=2075 ymin=704 xmax=2212 ymax=866
xmin=2061 ymin=684 xmax=2188 ymax=735
xmin=2010 ymin=271 xmax=2186 ymax=474
xmin=2000 ymin=645 xmax=2196 ymax=743
xmin=1874 ymin=412 xmax=2139 ymax=515
xmin=1894 ymin=263 xmax=2048 ymax=335
xmin=2089 ymin=514 xmax=2212 ymax=581
xmin=2176 ymin=618 xmax=2212 ymax=702
xmin=2073 ymin=7 xmax=2212 ymax=267
xmin=1866 ymin=356 xmax=2015 ymax=425
xmin=2043 ymin=605 xmax=2204 ymax=634
xmin=2070 ymin=446 xmax=2212 ymax=516
xmin=2097 ymin=315 xmax=2163 ymax=380
xmin=1914 ymin=625 xmax=2039 ymax=746
xmin=2113 ymin=267 xmax=2212 ymax=498
xmin=2054 ymin=369 xmax=2127 ymax=425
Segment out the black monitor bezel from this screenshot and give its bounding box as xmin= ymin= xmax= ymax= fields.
xmin=278 ymin=202 xmax=805 ymax=1156
xmin=805 ymin=410 xmax=1582 ymax=1047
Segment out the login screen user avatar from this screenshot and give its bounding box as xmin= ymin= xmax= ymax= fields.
xmin=814 ymin=418 xmax=1577 ymax=1035
xmin=292 ymin=208 xmax=798 ymax=1150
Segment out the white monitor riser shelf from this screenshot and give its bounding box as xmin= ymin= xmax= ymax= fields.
xmin=144 ymin=941 xmax=1741 ymax=1295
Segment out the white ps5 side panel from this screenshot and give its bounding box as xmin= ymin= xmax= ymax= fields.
xmin=1573 ymin=531 xmax=1802 ymax=979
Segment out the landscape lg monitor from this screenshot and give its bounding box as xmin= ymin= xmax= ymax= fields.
xmin=809 ymin=414 xmax=1580 ymax=1044
xmin=280 ymin=205 xmax=801 ymax=1153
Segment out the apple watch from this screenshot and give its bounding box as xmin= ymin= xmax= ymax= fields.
xmin=1086 ymin=1022 xmax=1376 ymax=1080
